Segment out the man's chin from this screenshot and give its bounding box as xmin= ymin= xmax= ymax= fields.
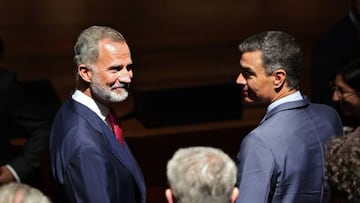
xmin=243 ymin=97 xmax=266 ymax=106
xmin=106 ymin=96 xmax=127 ymax=104
xmin=243 ymin=97 xmax=256 ymax=103
xmin=94 ymin=93 xmax=128 ymax=105
xmin=111 ymin=92 xmax=129 ymax=103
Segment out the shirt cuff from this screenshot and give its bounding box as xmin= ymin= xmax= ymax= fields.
xmin=5 ymin=165 xmax=21 ymax=183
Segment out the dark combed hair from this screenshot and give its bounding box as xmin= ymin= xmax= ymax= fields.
xmin=326 ymin=131 xmax=360 ymax=201
xmin=238 ymin=31 xmax=303 ymax=90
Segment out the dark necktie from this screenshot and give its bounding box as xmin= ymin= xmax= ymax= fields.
xmin=107 ymin=110 xmax=124 ymax=145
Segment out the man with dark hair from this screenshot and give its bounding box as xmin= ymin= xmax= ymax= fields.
xmin=235 ymin=31 xmax=343 ymax=202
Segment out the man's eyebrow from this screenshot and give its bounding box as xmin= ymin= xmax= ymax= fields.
xmin=109 ymin=64 xmax=134 ymax=70
xmin=240 ymin=66 xmax=253 ymax=72
xmin=109 ymin=65 xmax=123 ymax=69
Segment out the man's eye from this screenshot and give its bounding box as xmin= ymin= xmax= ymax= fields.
xmin=242 ymin=70 xmax=253 ymax=78
xmin=109 ymin=65 xmax=133 ymax=73
xmin=125 ymin=65 xmax=133 ymax=71
xmin=110 ymin=68 xmax=120 ymax=72
xmin=109 ymin=66 xmax=123 ymax=72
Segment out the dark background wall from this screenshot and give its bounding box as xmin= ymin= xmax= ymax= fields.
xmin=0 ymin=0 xmax=351 ymax=101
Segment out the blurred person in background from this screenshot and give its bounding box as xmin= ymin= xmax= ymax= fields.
xmin=331 ymin=58 xmax=360 ymax=133
xmin=0 ymin=36 xmax=51 ymax=188
xmin=311 ymin=0 xmax=360 ymax=109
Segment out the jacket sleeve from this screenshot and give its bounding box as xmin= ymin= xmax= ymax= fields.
xmin=236 ymin=134 xmax=276 ymax=203
xmin=63 ymin=145 xmax=114 ymax=203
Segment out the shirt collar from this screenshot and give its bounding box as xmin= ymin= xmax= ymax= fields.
xmin=71 ymin=90 xmax=109 ymax=122
xmin=267 ymin=91 xmax=303 ymax=113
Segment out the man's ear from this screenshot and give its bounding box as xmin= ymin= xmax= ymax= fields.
xmin=165 ymin=188 xmax=174 ymax=203
xmin=78 ymin=64 xmax=92 ymax=83
xmin=230 ymin=187 xmax=239 ymax=203
xmin=273 ymin=69 xmax=286 ymax=88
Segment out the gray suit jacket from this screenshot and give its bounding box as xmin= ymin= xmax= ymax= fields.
xmin=236 ymin=98 xmax=343 ymax=203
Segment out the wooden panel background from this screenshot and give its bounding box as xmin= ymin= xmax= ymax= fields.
xmin=0 ymin=0 xmax=351 ymax=102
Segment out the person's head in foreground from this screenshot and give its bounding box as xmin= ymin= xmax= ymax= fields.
xmin=326 ymin=131 xmax=360 ymax=202
xmin=0 ymin=182 xmax=51 ymax=203
xmin=166 ymin=146 xmax=239 ymax=203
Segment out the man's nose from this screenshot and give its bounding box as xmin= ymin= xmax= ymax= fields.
xmin=332 ymin=90 xmax=341 ymax=102
xmin=118 ymin=69 xmax=132 ymax=83
xmin=236 ymin=73 xmax=246 ymax=85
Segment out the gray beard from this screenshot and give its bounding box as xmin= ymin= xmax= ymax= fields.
xmin=90 ymin=80 xmax=128 ymax=104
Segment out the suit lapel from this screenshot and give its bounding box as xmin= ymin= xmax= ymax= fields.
xmin=100 ymin=126 xmax=146 ymax=194
xmin=68 ymin=99 xmax=146 ymax=194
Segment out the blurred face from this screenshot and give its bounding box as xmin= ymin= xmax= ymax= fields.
xmin=90 ymin=39 xmax=133 ymax=104
xmin=332 ymin=74 xmax=360 ymax=116
xmin=236 ymin=51 xmax=274 ymax=103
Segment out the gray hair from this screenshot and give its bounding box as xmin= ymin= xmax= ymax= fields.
xmin=166 ymin=146 xmax=237 ymax=203
xmin=74 ymin=25 xmax=126 ymax=67
xmin=238 ymin=31 xmax=303 ymax=90
xmin=0 ymin=183 xmax=52 ymax=203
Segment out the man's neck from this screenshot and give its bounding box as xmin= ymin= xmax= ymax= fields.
xmin=271 ymin=88 xmax=298 ymax=103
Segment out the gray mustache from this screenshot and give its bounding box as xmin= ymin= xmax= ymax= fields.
xmin=111 ymin=83 xmax=130 ymax=89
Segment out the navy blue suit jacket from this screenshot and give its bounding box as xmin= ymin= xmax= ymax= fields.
xmin=50 ymin=98 xmax=146 ymax=203
xmin=236 ymin=98 xmax=343 ymax=203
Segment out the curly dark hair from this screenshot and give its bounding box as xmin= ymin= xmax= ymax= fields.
xmin=326 ymin=130 xmax=360 ymax=201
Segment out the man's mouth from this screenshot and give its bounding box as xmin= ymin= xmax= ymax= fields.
xmin=111 ymin=83 xmax=130 ymax=91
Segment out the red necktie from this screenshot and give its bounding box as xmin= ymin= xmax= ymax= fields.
xmin=107 ymin=110 xmax=124 ymax=145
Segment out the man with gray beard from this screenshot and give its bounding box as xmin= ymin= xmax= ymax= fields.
xmin=50 ymin=25 xmax=146 ymax=203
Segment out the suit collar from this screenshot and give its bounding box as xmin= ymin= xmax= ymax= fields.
xmin=260 ymin=97 xmax=310 ymax=124
xmin=267 ymin=91 xmax=303 ymax=113
xmin=72 ymin=90 xmax=109 ymax=122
